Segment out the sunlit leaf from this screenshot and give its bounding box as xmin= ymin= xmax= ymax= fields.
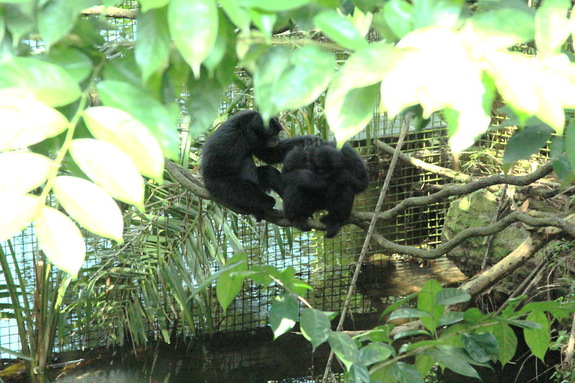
xmin=0 ymin=152 xmax=53 ymax=194
xmin=0 ymin=193 xmax=39 ymax=241
xmin=0 ymin=57 xmax=81 ymax=107
xmin=492 ymin=322 xmax=518 ymax=366
xmin=35 ymin=205 xmax=86 ymax=276
xmin=53 ymin=176 xmax=124 ymax=243
xmin=41 ymin=46 xmax=93 ymax=83
xmin=216 ymin=254 xmax=247 ymax=312
xmin=0 ymin=94 xmax=69 ymax=151
xmin=300 ymin=308 xmax=331 ymax=351
xmin=219 ymin=0 xmax=251 ymax=32
xmin=242 ymin=0 xmax=311 ymax=11
xmin=358 ymin=342 xmax=393 ymax=366
xmin=435 ymin=288 xmax=471 ymax=306
xmin=383 ymin=0 xmax=414 ymax=40
xmin=412 ymin=0 xmax=463 ymax=30
xmin=135 ymin=6 xmax=171 ymax=82
xmin=96 ymin=82 xmax=179 ymax=160
xmin=38 ymin=0 xmax=91 ymax=48
xmin=349 ymin=363 xmax=370 ymax=383
xmin=535 ymin=0 xmax=571 ymax=56
xmin=83 ymin=106 xmax=165 ymax=182
xmin=314 ymin=9 xmax=368 ymax=50
xmin=269 ymin=293 xmax=299 ymax=339
xmin=139 ymin=0 xmax=169 ymax=12
xmin=426 ymin=347 xmax=481 ymax=379
xmin=524 ymin=311 xmax=550 ymax=362
xmin=69 ymin=139 xmax=145 ymax=210
xmin=168 ymin=0 xmax=218 ymax=78
xmin=328 ymin=331 xmax=358 ymax=370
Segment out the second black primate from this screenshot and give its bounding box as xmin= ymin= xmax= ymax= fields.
xmin=201 ymin=110 xmax=320 ymax=220
xmin=282 ymin=141 xmax=369 ymax=238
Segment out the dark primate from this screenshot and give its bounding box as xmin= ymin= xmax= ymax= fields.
xmin=201 ymin=110 xmax=321 ymax=219
xmin=282 ymin=141 xmax=369 ymax=238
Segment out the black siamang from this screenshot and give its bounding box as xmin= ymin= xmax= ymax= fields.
xmin=282 ymin=140 xmax=368 ymax=238
xmin=201 ymin=110 xmax=321 ymax=219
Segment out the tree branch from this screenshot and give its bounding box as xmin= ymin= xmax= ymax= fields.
xmin=81 ymin=6 xmax=138 ymax=19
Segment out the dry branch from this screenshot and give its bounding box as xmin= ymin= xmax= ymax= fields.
xmin=81 ymin=6 xmax=138 ymax=19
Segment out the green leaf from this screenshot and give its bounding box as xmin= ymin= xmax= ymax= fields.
xmin=436 ymin=288 xmax=471 ymax=306
xmin=0 ymin=152 xmax=52 ymax=194
xmin=314 ymin=9 xmax=368 ymax=50
xmin=564 ymin=121 xmax=575 ymax=174
xmin=5 ymin=3 xmax=35 ymax=45
xmin=461 ymin=333 xmax=499 ymax=363
xmin=524 ymin=311 xmax=550 ymax=362
xmin=349 ymin=362 xmax=370 ymax=383
xmin=219 ymin=0 xmax=251 ymax=32
xmin=38 ymin=0 xmax=92 ymax=48
xmin=135 ymin=6 xmax=171 ymax=82
xmin=0 ymin=58 xmax=81 ymax=107
xmin=69 ymin=139 xmax=145 ymax=210
xmin=382 ymin=0 xmax=414 ymax=40
xmin=427 ymin=347 xmax=481 ymax=379
xmin=0 ymin=194 xmax=39 ymax=241
xmin=412 ymin=0 xmax=463 ymax=30
xmin=41 ymin=46 xmax=93 ymax=83
xmin=392 ymin=362 xmax=425 ymax=383
xmin=186 ymin=71 xmax=226 ymax=139
xmin=503 ymin=124 xmax=553 ymax=166
xmin=203 ymin=9 xmax=236 ymax=76
xmin=389 ymin=308 xmax=432 ymax=321
xmin=96 ymin=81 xmax=179 ymax=160
xmin=53 ymin=176 xmax=124 ymax=243
xmin=417 ymin=279 xmax=443 ymax=335
xmin=35 ymin=205 xmax=86 ymax=276
xmin=83 ymin=106 xmax=165 ymax=182
xmin=216 ymin=254 xmax=248 ymax=313
xmin=168 ymin=0 xmax=218 ymax=78
xmin=463 ymin=307 xmax=485 ymax=324
xmin=254 ymin=45 xmax=335 ymax=121
xmin=139 ymin=0 xmax=169 ymax=12
xmin=393 ymin=329 xmax=431 ymax=340
xmin=492 ymin=322 xmax=518 ymax=366
xmin=328 ymin=331 xmax=358 ymax=370
xmin=465 ymin=4 xmax=534 ymax=48
xmin=0 ymin=95 xmax=69 ymax=151
xmin=438 ymin=312 xmax=464 ymax=326
xmin=269 ymin=293 xmax=299 ymax=339
xmin=535 ymin=0 xmax=571 ymax=56
xmin=300 ymin=308 xmax=331 ymax=351
xmin=242 ymin=0 xmax=311 ymax=11
xmin=415 ymin=354 xmax=435 ymax=379
xmin=358 ymin=342 xmax=393 ymax=366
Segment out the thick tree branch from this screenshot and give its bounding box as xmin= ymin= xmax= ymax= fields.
xmin=81 ymin=6 xmax=138 ymax=19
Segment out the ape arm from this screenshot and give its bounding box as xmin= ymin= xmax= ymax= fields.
xmin=254 ymin=135 xmax=323 ymax=164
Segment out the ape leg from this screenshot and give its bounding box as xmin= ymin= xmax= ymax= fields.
xmin=282 ymin=186 xmax=323 ymax=232
xmin=257 ymin=165 xmax=286 ymax=197
xmin=204 ymin=178 xmax=276 ymax=220
xmin=321 ymin=185 xmax=355 ymax=238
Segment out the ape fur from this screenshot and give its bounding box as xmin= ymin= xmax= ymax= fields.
xmin=201 ymin=110 xmax=321 ymax=219
xmin=282 ymin=141 xmax=369 ymax=238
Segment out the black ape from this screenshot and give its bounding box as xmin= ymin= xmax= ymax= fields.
xmin=282 ymin=141 xmax=369 ymax=238
xmin=201 ymin=110 xmax=321 ymax=219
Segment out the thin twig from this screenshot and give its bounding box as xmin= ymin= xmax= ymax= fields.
xmin=321 ymin=114 xmax=412 ymax=382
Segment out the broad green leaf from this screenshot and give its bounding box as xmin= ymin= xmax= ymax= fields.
xmin=186 ymin=72 xmax=226 ymax=138
xmin=69 ymin=139 xmax=145 ymax=210
xmin=412 ymin=0 xmax=463 ymax=30
xmin=168 ymin=0 xmax=218 ymax=78
xmin=438 ymin=312 xmax=464 ymax=326
xmin=415 ymin=354 xmax=435 ymax=378
xmin=314 ymin=9 xmax=368 ymax=50
xmin=535 ymin=0 xmax=571 ymax=56
xmin=5 ymin=3 xmax=34 ymax=45
xmin=524 ymin=311 xmax=550 ymax=362
xmin=436 ymin=288 xmax=471 ymax=306
xmin=41 ymin=46 xmax=93 ymax=83
xmin=0 ymin=58 xmax=81 ymax=107
xmin=135 ymin=6 xmax=171 ymax=82
xmin=203 ymin=9 xmax=236 ymax=76
xmin=83 ymin=106 xmax=165 ymax=182
xmin=417 ymin=279 xmax=443 ymax=335
xmin=328 ymin=331 xmax=358 ymax=370
xmin=255 ymin=45 xmax=335 ymax=121
xmin=393 ymin=329 xmax=432 ymax=340
xmin=492 ymin=322 xmax=518 ymax=366
xmin=462 ymin=4 xmax=534 ymax=49
xmin=38 ymin=0 xmax=92 ymax=48
xmin=249 ymin=8 xmax=277 ymax=37
xmin=216 ymin=254 xmax=247 ymax=312
xmin=241 ymin=0 xmax=311 ymax=11
xmin=35 ymin=205 xmax=86 ymax=276
xmin=461 ymin=333 xmax=499 ymax=363
xmin=96 ymin=82 xmax=179 ymax=160
xmin=0 ymin=152 xmax=53 ymax=194
xmin=349 ymin=362 xmax=370 ymax=383
xmin=427 ymin=347 xmax=481 ymax=379
xmin=0 ymin=94 xmax=69 ymax=151
xmin=358 ymin=342 xmax=393 ymax=366
xmin=463 ymin=307 xmax=485 ymax=324
xmin=219 ymin=0 xmax=251 ymax=32
xmin=371 ymin=364 xmax=398 ymax=383
xmin=392 ymin=362 xmax=425 ymax=383
xmin=139 ymin=0 xmax=169 ymax=12
xmin=0 ymin=193 xmax=39 ymax=241
xmin=300 ymin=308 xmax=331 ymax=351
xmin=269 ymin=293 xmax=299 ymax=339
xmin=383 ymin=0 xmax=414 ymax=40
xmin=503 ymin=124 xmax=553 ymax=166
xmin=53 ymin=176 xmax=124 ymax=243
xmin=388 ymin=308 xmax=432 ymax=321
